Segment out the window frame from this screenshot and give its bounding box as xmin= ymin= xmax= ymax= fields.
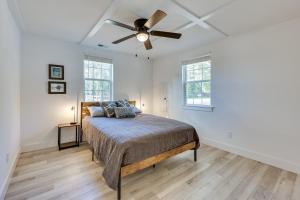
xmin=182 ymin=55 xmax=214 ymax=111
xmin=83 ymin=56 xmax=114 ymax=102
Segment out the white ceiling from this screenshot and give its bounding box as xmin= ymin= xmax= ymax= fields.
xmin=11 ymin=0 xmax=300 ymax=58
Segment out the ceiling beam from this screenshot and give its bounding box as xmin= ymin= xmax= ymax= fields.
xmin=167 ymin=0 xmax=238 ymax=36
xmin=168 ymin=0 xmax=213 ymax=30
xmin=80 ymin=0 xmax=123 ymax=45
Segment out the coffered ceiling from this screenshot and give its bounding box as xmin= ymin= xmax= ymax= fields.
xmin=10 ymin=0 xmax=300 ymax=58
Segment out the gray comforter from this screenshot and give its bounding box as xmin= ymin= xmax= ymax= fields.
xmin=82 ymin=114 xmax=199 ymax=190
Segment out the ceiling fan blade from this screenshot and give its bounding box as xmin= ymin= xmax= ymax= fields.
xmin=144 ymin=10 xmax=167 ymax=29
xmin=150 ymin=31 xmax=182 ymax=39
xmin=112 ymin=34 xmax=136 ymax=44
xmin=144 ymin=39 xmax=153 ymax=50
xmin=105 ymin=19 xmax=136 ymax=31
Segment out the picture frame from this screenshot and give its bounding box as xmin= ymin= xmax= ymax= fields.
xmin=49 ymin=64 xmax=64 ymax=80
xmin=48 ymin=81 xmax=66 ymax=94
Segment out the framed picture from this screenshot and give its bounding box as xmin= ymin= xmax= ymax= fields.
xmin=48 ymin=81 xmax=66 ymax=94
xmin=49 ymin=64 xmax=64 ymax=80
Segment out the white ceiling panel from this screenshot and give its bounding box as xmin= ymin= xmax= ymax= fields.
xmin=84 ymin=23 xmax=138 ymax=49
xmin=207 ymin=0 xmax=300 ymax=36
xmin=17 ymin=0 xmax=112 ymax=42
xmin=174 ymin=0 xmax=234 ymax=17
xmin=120 ymin=0 xmax=168 ymax=19
xmin=146 ymin=25 xmax=225 ymax=58
xmin=103 ymin=5 xmax=140 ymax=28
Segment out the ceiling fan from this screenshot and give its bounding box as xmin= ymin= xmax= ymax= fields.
xmin=105 ymin=10 xmax=182 ymax=50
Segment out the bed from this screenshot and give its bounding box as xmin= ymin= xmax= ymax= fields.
xmin=80 ymin=101 xmax=200 ymax=200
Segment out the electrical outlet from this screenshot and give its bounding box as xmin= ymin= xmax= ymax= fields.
xmin=6 ymin=153 xmax=9 ymax=163
xmin=227 ymin=132 xmax=233 ymax=139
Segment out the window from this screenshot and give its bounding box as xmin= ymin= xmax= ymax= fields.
xmin=84 ymin=56 xmax=113 ymax=101
xmin=182 ymin=56 xmax=211 ymax=107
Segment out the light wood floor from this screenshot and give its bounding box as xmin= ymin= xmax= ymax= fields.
xmin=5 ymin=144 xmax=300 ymax=200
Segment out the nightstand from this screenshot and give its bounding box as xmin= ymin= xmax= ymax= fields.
xmin=58 ymin=123 xmax=80 ymax=150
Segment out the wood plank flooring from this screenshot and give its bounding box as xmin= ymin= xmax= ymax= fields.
xmin=5 ymin=144 xmax=300 ymax=200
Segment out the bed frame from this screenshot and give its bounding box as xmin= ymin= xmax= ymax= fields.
xmin=80 ymin=101 xmax=197 ymax=200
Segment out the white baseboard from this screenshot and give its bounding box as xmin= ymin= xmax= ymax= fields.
xmin=201 ymin=137 xmax=300 ymax=175
xmin=0 ymin=148 xmax=20 ymax=200
xmin=21 ymin=142 xmax=56 ymax=153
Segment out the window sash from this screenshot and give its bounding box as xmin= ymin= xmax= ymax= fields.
xmin=84 ymin=58 xmax=113 ymax=102
xmin=182 ymin=57 xmax=211 ymax=107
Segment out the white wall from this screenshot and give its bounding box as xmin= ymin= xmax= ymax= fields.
xmin=153 ymin=18 xmax=300 ymax=174
xmin=0 ymin=0 xmax=21 ymax=198
xmin=21 ymin=34 xmax=153 ymax=152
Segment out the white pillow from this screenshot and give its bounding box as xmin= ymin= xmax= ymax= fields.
xmin=130 ymin=105 xmax=142 ymax=114
xmin=87 ymin=106 xmax=105 ymax=117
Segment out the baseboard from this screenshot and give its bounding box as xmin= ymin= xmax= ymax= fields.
xmin=201 ymin=137 xmax=300 ymax=175
xmin=21 ymin=142 xmax=57 ymax=153
xmin=0 ymin=147 xmax=20 ymax=200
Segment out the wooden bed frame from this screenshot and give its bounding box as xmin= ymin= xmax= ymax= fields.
xmin=80 ymin=101 xmax=197 ymax=200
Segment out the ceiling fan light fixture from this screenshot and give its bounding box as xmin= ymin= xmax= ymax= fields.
xmin=136 ymin=32 xmax=149 ymax=42
xmin=107 ymin=10 xmax=182 ymax=50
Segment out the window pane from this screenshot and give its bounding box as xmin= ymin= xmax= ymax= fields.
xmin=84 ymin=91 xmax=93 ymax=101
xmin=193 ymin=64 xmax=201 ymax=71
xmin=203 ymin=67 xmax=211 ymax=80
xmin=186 ymin=65 xmax=203 ymax=81
xmin=202 ymin=61 xmax=211 ymax=68
xmin=194 ymin=69 xmax=202 ymax=80
xmin=186 ymin=69 xmax=194 ymax=81
xmin=84 ymin=59 xmax=113 ymax=102
xmin=94 ymin=91 xmax=101 ymax=101
xmin=186 ymin=65 xmax=194 ymax=71
xmin=202 ymin=98 xmax=211 ymax=106
xmin=84 ymin=62 xmax=89 ymax=78
xmin=85 ymin=80 xmax=93 ymax=90
xmin=103 ymin=90 xmax=110 ymax=101
xmin=202 ymin=81 xmax=211 ymax=95
xmin=194 ymin=98 xmax=202 ymax=105
xmin=183 ymin=57 xmax=211 ymax=106
xmin=186 ymin=82 xmax=201 ymax=98
xmin=102 ymin=69 xmax=110 ymax=80
xmin=93 ymin=81 xmax=101 ymax=90
xmin=102 ymin=81 xmax=110 ymax=90
xmin=88 ymin=67 xmax=94 ymax=79
xmin=94 ymin=68 xmax=101 ymax=79
xmin=94 ymin=62 xmax=101 ymax=69
xmin=102 ymin=63 xmax=111 ymax=70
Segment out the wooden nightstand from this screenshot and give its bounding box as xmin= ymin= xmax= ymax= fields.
xmin=58 ymin=123 xmax=80 ymax=150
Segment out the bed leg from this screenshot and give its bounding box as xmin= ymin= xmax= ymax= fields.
xmin=194 ymin=149 xmax=197 ymax=162
xmin=118 ymin=172 xmax=121 ymax=200
xmin=153 ymin=164 xmax=156 ymax=168
xmin=92 ymin=148 xmax=94 ymax=161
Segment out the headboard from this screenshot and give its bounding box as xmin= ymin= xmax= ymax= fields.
xmin=80 ymin=101 xmax=136 ymax=126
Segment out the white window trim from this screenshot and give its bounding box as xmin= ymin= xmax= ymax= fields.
xmin=182 ymin=54 xmax=214 ymax=112
xmin=84 ymin=55 xmax=114 ymax=101
xmin=182 ymin=105 xmax=215 ymax=112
